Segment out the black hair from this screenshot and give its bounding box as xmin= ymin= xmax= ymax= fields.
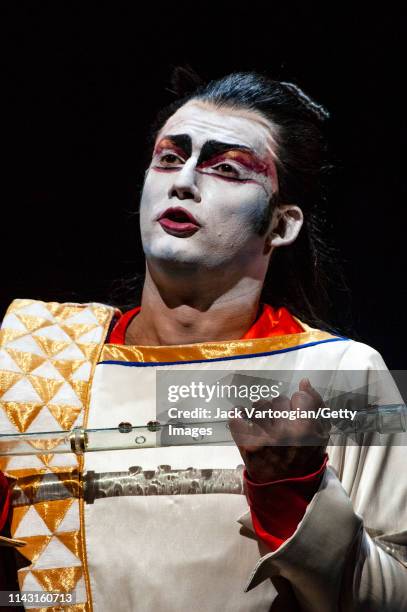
xmin=112 ymin=67 xmax=350 ymax=332
xmin=143 ymin=67 xmax=349 ymax=333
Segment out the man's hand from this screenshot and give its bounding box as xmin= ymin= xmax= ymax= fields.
xmin=228 ymin=378 xmax=329 ymax=483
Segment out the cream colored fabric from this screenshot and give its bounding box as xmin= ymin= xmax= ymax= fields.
xmin=2 ymin=300 xmax=406 ymax=610
xmin=84 ymin=336 xmax=407 ymax=611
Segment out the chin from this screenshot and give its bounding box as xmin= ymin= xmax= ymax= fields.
xmin=146 ymin=244 xmax=203 ymax=269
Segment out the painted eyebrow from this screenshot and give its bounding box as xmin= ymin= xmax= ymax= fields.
xmin=156 ymin=136 xmax=252 ymax=162
xmin=154 ymin=135 xmax=270 ymax=176
xmin=155 ymin=134 xmax=192 ymax=157
xmin=197 ymin=140 xmax=252 ymax=165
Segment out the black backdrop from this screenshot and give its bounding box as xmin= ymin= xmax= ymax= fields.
xmin=1 ymin=3 xmax=405 ymax=367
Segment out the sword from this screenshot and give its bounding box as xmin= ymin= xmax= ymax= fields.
xmin=1 ymin=404 xmax=407 ymax=456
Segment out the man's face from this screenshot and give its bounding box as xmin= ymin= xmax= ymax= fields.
xmin=139 ymin=100 xmax=280 ymax=271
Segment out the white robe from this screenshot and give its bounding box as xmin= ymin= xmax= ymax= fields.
xmin=1 ymin=299 xmax=406 ymax=611
xmin=85 ymin=332 xmax=407 ymax=611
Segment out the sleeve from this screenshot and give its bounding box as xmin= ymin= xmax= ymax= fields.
xmin=244 ymin=455 xmax=328 ymax=551
xmin=244 ymin=467 xmax=407 ymax=612
xmin=241 ymin=342 xmax=407 ymax=611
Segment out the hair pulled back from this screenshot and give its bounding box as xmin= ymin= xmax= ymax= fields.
xmin=147 ymin=67 xmax=345 ymax=331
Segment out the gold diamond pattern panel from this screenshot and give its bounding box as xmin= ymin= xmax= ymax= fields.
xmin=1 ymin=299 xmax=116 ymax=611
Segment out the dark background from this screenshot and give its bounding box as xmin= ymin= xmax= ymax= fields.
xmin=1 ymin=3 xmax=405 ymax=367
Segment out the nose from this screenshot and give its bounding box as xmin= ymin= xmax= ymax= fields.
xmin=168 ymin=160 xmax=201 ymax=203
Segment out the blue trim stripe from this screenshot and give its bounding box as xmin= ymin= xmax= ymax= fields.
xmin=98 ymin=336 xmax=349 ymax=367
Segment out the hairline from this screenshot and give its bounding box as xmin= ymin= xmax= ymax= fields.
xmin=156 ymin=98 xmax=282 ymax=160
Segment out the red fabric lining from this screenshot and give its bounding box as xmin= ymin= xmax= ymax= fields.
xmin=108 ymin=303 xmax=303 ymax=344
xmin=244 ymin=455 xmax=328 ymax=551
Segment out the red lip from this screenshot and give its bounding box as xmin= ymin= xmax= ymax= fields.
xmin=157 ymin=207 xmax=201 ymax=237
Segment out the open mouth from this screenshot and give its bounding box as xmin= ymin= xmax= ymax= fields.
xmin=157 ymin=207 xmax=201 ymax=236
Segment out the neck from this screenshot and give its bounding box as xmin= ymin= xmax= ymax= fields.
xmin=125 ymin=261 xmax=266 ymax=346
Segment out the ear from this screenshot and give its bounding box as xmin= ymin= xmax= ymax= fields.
xmin=268 ymin=205 xmax=304 ymax=247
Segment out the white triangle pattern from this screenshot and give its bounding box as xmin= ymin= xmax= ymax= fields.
xmin=48 ymin=452 xmax=78 ymax=468
xmin=77 ymin=326 xmax=104 ymax=344
xmin=21 ymin=571 xmax=45 ymax=593
xmin=49 ymin=382 xmax=82 ymax=407
xmin=14 ymin=506 xmax=52 ymax=538
xmin=26 ymin=406 xmax=64 ymax=433
xmin=6 ymin=453 xmax=45 ymax=470
xmin=32 ymin=535 xmax=82 ymax=569
xmin=5 ymin=335 xmax=46 ymax=356
xmin=0 ymin=408 xmax=19 ymax=433
xmin=70 ymin=410 xmax=84 ymax=429
xmin=17 ymin=302 xmax=56 ymax=321
xmin=1 ymin=377 xmax=42 ymax=402
xmin=56 ymin=500 xmax=80 ymax=533
xmin=0 ymin=349 xmax=22 ymax=373
xmin=53 ymin=343 xmax=86 ymax=361
xmin=33 ymin=324 xmax=72 ymax=342
xmin=71 ymin=361 xmax=91 ymax=381
xmin=64 ymin=308 xmax=99 ymax=326
xmin=1 ymin=313 xmax=28 ymax=331
xmin=30 ymin=361 xmax=65 ymax=381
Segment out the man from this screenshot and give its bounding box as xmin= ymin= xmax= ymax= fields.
xmin=1 ymin=71 xmax=406 ymax=611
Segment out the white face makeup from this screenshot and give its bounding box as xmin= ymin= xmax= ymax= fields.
xmin=139 ymin=101 xmax=280 ymax=271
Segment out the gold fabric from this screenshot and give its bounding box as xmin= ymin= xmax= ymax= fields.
xmin=102 ymin=328 xmax=335 ymax=364
xmin=26 ymin=375 xmax=66 ymax=404
xmin=57 ymin=531 xmax=83 ymax=558
xmin=18 ymin=535 xmax=53 ymax=565
xmin=0 ymin=372 xmax=23 ymax=395
xmin=0 ymin=299 xmax=116 ymax=611
xmin=47 ymin=404 xmax=83 ymax=431
xmin=11 ymin=504 xmax=30 ymax=533
xmin=0 ymin=328 xmax=30 ymax=346
xmin=5 ymin=349 xmax=46 ymax=374
xmin=35 ymin=499 xmax=76 ymax=534
xmin=28 ymin=438 xmax=67 ymax=452
xmin=2 ymin=401 xmax=44 ymax=432
xmin=32 ymin=567 xmax=83 ymax=592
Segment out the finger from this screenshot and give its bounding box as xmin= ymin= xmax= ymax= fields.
xmin=228 ymin=416 xmax=271 ymax=451
xmin=252 ymin=395 xmax=290 ymax=410
xmin=291 ymin=390 xmax=318 ymax=411
xmin=290 ymin=389 xmax=330 ymax=444
xmin=299 ymin=378 xmax=324 ymax=406
xmin=245 ymin=396 xmax=292 ymax=442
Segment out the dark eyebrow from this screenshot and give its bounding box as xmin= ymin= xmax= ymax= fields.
xmin=155 ymin=136 xmax=253 ymax=164
xmin=197 ymin=140 xmax=251 ymax=165
xmin=156 ymin=134 xmax=192 ymax=157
